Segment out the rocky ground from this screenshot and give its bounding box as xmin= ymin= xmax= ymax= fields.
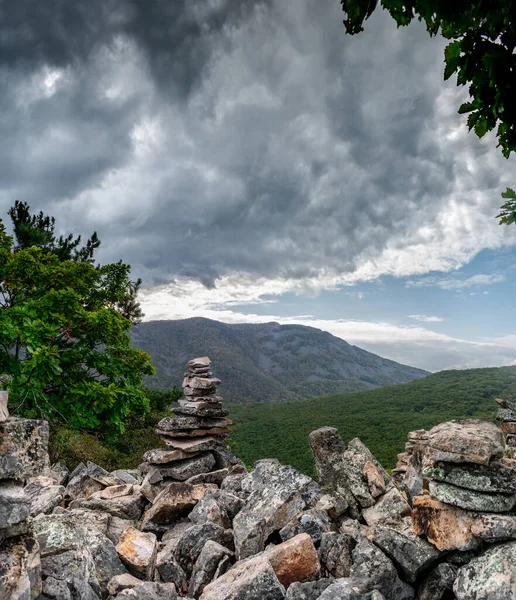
xmin=2 ymin=370 xmax=516 ymax=599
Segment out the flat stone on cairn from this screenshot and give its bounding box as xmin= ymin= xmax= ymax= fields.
xmin=496 ymin=397 xmax=516 ymax=448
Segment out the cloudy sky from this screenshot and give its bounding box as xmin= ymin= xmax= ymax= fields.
xmin=1 ymin=0 xmax=516 ymax=371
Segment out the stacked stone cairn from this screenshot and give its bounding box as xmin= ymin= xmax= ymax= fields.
xmin=138 ymin=357 xmax=241 ymax=501
xmin=496 ymin=396 xmax=516 ymax=450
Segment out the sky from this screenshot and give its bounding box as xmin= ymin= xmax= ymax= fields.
xmin=1 ymin=0 xmax=516 ymax=372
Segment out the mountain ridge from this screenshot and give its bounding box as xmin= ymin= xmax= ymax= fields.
xmin=130 ymin=317 xmax=429 ymax=402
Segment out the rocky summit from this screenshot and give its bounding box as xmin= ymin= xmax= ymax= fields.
xmin=2 ymin=365 xmax=516 ymax=599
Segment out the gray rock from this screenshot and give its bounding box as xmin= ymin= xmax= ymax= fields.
xmin=33 ymin=512 xmax=126 ymax=595
xmin=64 ymin=463 xmax=104 ymax=501
xmin=210 ymin=445 xmax=246 ymax=471
xmin=416 ymin=563 xmax=457 ymax=600
xmin=141 ymin=483 xmax=215 ymax=532
xmin=454 ymin=540 xmax=516 ymax=599
xmin=361 ymin=487 xmax=411 ymax=526
xmin=111 ymin=470 xmax=141 ymax=484
xmin=199 ymin=554 xmax=286 ymax=600
xmin=24 ymin=476 xmax=64 ymax=516
xmin=318 ymin=532 xmax=355 ymax=578
xmin=156 ymin=542 xmax=187 ymax=588
xmin=189 ymin=495 xmax=231 ymax=528
xmin=50 ymin=461 xmax=69 ymax=486
xmin=0 ymin=482 xmax=31 ymax=528
xmin=157 ymin=452 xmax=216 ymax=481
xmin=401 ymin=445 xmax=425 ymax=502
xmin=158 ymin=415 xmax=231 ymax=431
xmin=220 ymin=473 xmax=248 ymax=499
xmin=41 ymin=576 xmax=73 ymax=600
xmin=314 ymin=494 xmax=349 ymax=521
xmin=0 ymin=417 xmax=50 ymax=481
xmin=40 ymin=546 xmax=100 ymax=599
xmin=172 ymin=404 xmax=229 ymax=418
xmin=87 ymin=461 xmax=125 ymax=486
xmin=143 ymin=449 xmax=201 ymax=465
xmin=141 ymin=469 xmax=166 ymax=503
xmin=496 ymin=397 xmax=516 ymax=422
xmin=426 ymin=419 xmax=505 ymax=465
xmin=349 ymin=537 xmax=414 ymax=600
xmin=233 ymin=459 xmax=320 ymax=559
xmin=161 ymin=520 xmax=196 ymax=549
xmin=186 ymin=468 xmax=230 ymax=486
xmin=281 ymin=509 xmax=332 ymax=544
xmin=429 ymin=480 xmax=516 ymax=512
xmin=175 ymin=522 xmax=232 ymax=576
xmin=159 ymin=436 xmax=224 ymax=453
xmin=470 ymin=513 xmax=516 ymax=541
xmin=423 ymin=459 xmax=516 ymax=493
xmin=367 ymin=518 xmax=439 ymax=583
xmin=107 ymin=573 xmax=145 ymax=596
xmin=286 ymin=579 xmax=335 ymax=600
xmin=70 ymin=485 xmax=145 ymax=520
xmin=317 ymin=580 xmax=370 ymax=600
xmin=0 ymin=533 xmax=42 ymax=600
xmin=113 ymin=582 xmax=178 ymax=599
xmin=189 ymin=540 xmax=234 ymax=598
xmin=0 ymin=390 xmax=8 ymax=422
xmin=107 ymin=516 xmax=134 ymax=546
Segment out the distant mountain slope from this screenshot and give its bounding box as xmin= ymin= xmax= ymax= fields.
xmin=229 ymin=366 xmax=516 ymax=474
xmin=130 ymin=317 xmax=429 ymax=402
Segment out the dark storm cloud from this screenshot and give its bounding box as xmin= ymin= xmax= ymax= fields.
xmin=0 ymin=0 xmax=513 ymax=288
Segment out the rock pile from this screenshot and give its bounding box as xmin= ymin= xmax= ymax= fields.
xmin=3 ymin=380 xmax=516 ymax=599
xmin=496 ymin=396 xmax=516 ymax=449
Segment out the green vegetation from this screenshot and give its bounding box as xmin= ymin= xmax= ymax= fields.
xmin=340 ymin=0 xmax=516 ymax=221
xmin=228 ymin=367 xmax=516 ymax=477
xmin=1 ymin=202 xmax=154 ymax=434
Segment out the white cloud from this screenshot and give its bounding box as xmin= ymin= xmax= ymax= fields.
xmin=408 ymin=315 xmax=444 ymax=322
xmin=406 ymin=273 xmax=506 ymax=290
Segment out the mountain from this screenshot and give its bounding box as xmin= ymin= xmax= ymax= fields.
xmin=130 ymin=317 xmax=429 ymax=402
xmin=228 ymin=366 xmax=516 ymax=474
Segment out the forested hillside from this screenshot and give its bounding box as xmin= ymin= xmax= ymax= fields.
xmin=131 ymin=317 xmax=428 ymax=402
xmin=228 ymin=366 xmax=516 ymax=476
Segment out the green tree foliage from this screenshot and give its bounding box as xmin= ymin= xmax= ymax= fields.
xmin=340 ymin=0 xmax=516 ymax=221
xmin=0 ymin=206 xmax=155 ymax=434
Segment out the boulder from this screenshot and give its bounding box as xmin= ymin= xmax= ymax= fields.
xmin=495 ymin=397 xmax=516 ymax=422
xmin=40 ymin=546 xmax=100 ymax=599
xmin=285 ymin=579 xmax=335 ymax=600
xmin=111 ymin=470 xmax=141 ymax=485
xmin=189 ymin=540 xmax=234 ymax=598
xmin=40 ymin=576 xmax=74 ymax=599
xmin=318 ymin=532 xmax=355 ymax=578
xmin=265 ymin=533 xmax=320 ymax=587
xmin=199 ymin=554 xmax=286 ymax=600
xmin=0 ymin=483 xmax=31 ymax=528
xmin=416 ymin=562 xmax=457 ymax=600
xmin=24 ymin=476 xmax=64 ymax=516
xmin=426 ymin=419 xmax=505 ymax=465
xmin=155 ymin=452 xmax=216 ymax=481
xmin=158 ymin=416 xmax=231 ymax=431
xmin=423 ymin=459 xmax=516 ymax=493
xmin=86 ymin=461 xmax=125 ymax=487
xmin=107 ymin=573 xmax=145 ymax=596
xmin=186 ymin=468 xmax=230 ymax=486
xmin=365 ymin=518 xmax=439 ymax=583
xmin=0 ymin=390 xmax=9 ymax=422
xmin=233 ymin=459 xmax=320 ymax=559
xmin=33 ymin=512 xmax=126 ymax=594
xmin=160 ymin=437 xmax=223 ymax=453
xmin=428 ymin=480 xmax=515 ymax=512
xmin=363 ymin=461 xmax=385 ymax=498
xmin=189 ymin=495 xmax=231 ymax=529
xmin=50 ymin=461 xmax=69 ymax=486
xmin=361 ymin=487 xmax=411 ymax=526
xmin=314 ymin=494 xmax=348 ymax=521
xmin=141 ymin=483 xmax=216 ymax=532
xmin=454 ymin=541 xmax=516 ymax=599
xmin=107 ymin=516 xmax=134 ymax=546
xmin=174 ymin=522 xmax=232 ymax=576
xmin=156 ymin=542 xmax=187 ymax=588
xmin=70 ymin=485 xmax=145 ymax=520
xmin=0 ymin=533 xmax=42 ymax=600
xmin=143 ymin=449 xmax=200 ymax=465
xmin=412 ymin=495 xmax=479 ymax=551
xmin=64 ymin=463 xmax=104 ymax=501
xmin=0 ymin=418 xmax=50 ymax=480
xmin=113 ymin=582 xmax=177 ymax=599
xmin=349 ymin=536 xmax=414 ymax=600
xmin=116 ymin=526 xmax=157 ymax=580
